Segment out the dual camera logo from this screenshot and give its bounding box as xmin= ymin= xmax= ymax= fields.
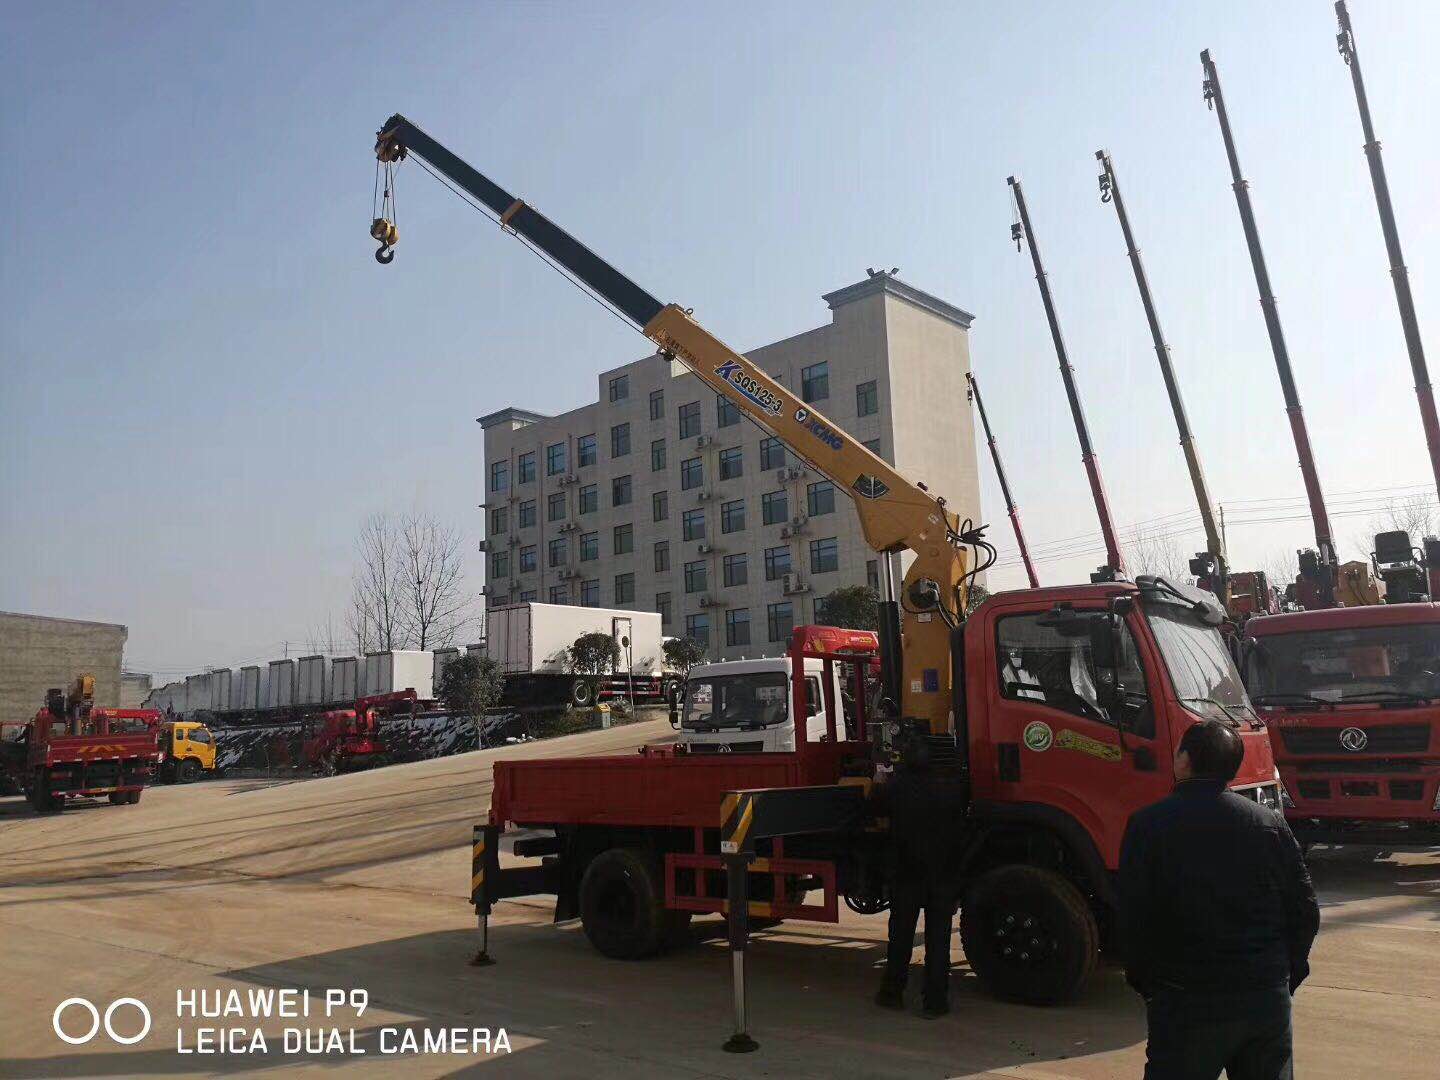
xmin=53 ymin=997 xmax=152 ymax=1046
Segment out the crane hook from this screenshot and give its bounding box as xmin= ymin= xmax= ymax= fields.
xmin=375 ymin=243 xmax=395 ymax=264
xmin=370 ymin=217 xmax=398 ymax=265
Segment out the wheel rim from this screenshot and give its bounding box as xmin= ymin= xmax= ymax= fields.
xmin=991 ymin=909 xmax=1059 ymax=967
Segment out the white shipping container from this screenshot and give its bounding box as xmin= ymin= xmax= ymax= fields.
xmin=266 ymin=659 xmax=295 ymax=709
xmin=209 ymin=669 xmax=233 ymax=712
xmin=484 ymin=603 xmax=664 ymax=678
xmin=432 ymin=647 xmax=462 ymax=690
xmin=235 ymin=666 xmax=263 ymax=711
xmin=295 ymin=655 xmax=330 ymax=705
xmin=329 ymin=657 xmax=358 ymax=703
xmin=361 ymin=650 xmax=434 ymax=700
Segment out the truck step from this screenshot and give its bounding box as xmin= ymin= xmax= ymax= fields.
xmin=513 ymin=835 xmax=563 ymax=858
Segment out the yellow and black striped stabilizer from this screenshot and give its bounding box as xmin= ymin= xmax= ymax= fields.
xmin=720 ymin=792 xmax=756 ymax=854
xmin=720 ymin=785 xmax=866 ymax=855
xmin=471 ymin=824 xmax=498 ymax=912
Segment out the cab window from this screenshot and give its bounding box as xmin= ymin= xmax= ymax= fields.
xmin=189 ymin=727 xmax=212 ymax=745
xmin=996 ymin=612 xmax=1153 ymax=738
xmin=804 ymin=676 xmax=821 ymax=718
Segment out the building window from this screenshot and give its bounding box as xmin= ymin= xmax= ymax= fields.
xmin=579 ymin=483 xmax=598 ymax=514
xmin=649 ymin=389 xmax=664 ymax=421
xmin=679 ymin=401 xmax=701 ymax=439
xmin=489 ymin=461 xmax=508 ymax=492
xmin=856 ymin=379 xmax=878 ymax=417
xmin=548 ymin=491 xmax=566 ymax=522
xmin=682 ymin=508 xmax=705 ymax=542
xmin=609 ymin=374 xmax=629 ymax=402
xmin=801 ymin=361 xmax=829 ymax=402
xmin=681 ymin=457 xmax=704 ymax=490
xmin=686 ymin=612 xmax=710 ymax=647
xmin=721 ymin=499 xmax=745 ymax=534
xmin=490 ymin=506 xmax=508 ymax=534
xmin=760 ymin=437 xmax=786 ymax=471
xmin=807 ymin=480 xmax=835 ymax=517
xmin=654 ymin=541 xmax=670 ymax=573
xmin=518 ymin=499 xmax=537 ymax=529
xmin=723 ymin=553 xmax=747 ymax=588
xmin=581 ymin=579 xmax=599 ymax=606
xmin=764 ymin=545 xmax=791 ymax=581
xmin=726 ymin=608 xmax=751 ymax=646
xmin=653 ymin=490 xmax=669 ymax=522
xmin=612 ymin=475 xmax=632 ymax=506
xmin=651 ymin=439 xmax=666 ymax=471
xmin=548 ymin=537 xmax=567 ymax=568
xmin=656 ymin=591 xmax=672 ymax=625
xmin=862 ymin=437 xmax=882 ymax=456
xmin=517 ymin=452 xmax=536 ymax=484
xmin=550 ymin=585 xmax=569 ymax=604
xmin=580 ymin=532 xmax=599 ymax=561
xmin=611 ymin=423 xmax=630 ymax=458
xmin=719 ymin=446 xmax=743 ymax=480
xmin=762 ymin=490 xmax=788 ymax=525
xmin=768 ymin=601 xmax=794 ymax=643
xmin=519 ymin=589 xmax=537 ymax=603
xmin=613 ymin=523 xmax=633 ymax=555
xmin=519 ymin=545 xmax=537 ymax=573
xmin=866 ymin=559 xmax=880 ymax=592
xmin=615 ymin=572 xmax=635 ymax=605
xmin=717 ymin=397 xmax=740 ymax=428
xmin=491 ymin=551 xmax=509 ymax=578
xmin=810 ymin=537 xmax=839 ymax=574
xmin=685 ymin=560 xmax=707 ymax=593
xmin=546 ymin=442 xmax=566 ymax=476
xmin=577 ymin=433 xmax=597 ymax=467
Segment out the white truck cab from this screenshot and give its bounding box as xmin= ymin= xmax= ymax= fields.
xmin=673 ymin=656 xmax=847 ymax=753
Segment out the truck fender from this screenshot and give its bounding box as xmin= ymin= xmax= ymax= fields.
xmin=966 ymin=800 xmax=1116 ymax=910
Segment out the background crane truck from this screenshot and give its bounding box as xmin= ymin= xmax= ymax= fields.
xmin=371 ymin=116 xmax=1280 ymax=1041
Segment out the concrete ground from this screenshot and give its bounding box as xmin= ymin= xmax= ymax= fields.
xmin=1 ymin=720 xmax=1436 ymax=1079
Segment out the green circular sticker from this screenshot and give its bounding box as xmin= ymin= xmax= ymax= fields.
xmin=1023 ymin=720 xmax=1054 ymax=752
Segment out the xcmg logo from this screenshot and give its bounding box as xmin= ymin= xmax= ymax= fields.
xmin=53 ymin=997 xmax=152 ymax=1045
xmin=793 ymin=407 xmax=844 ymax=452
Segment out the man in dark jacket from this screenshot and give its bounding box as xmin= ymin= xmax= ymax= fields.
xmin=875 ymin=737 xmax=968 ymax=1017
xmin=1120 ymin=719 xmax=1320 ymax=1080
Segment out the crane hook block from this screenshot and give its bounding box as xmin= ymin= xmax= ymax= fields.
xmin=370 ymin=218 xmax=398 ymax=264
xmin=375 ymin=244 xmax=395 ymax=264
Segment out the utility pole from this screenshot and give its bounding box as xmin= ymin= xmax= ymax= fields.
xmin=1335 ymin=2 xmax=1440 ymax=505
xmin=1008 ymin=175 xmax=1125 ymax=582
xmin=1096 ymin=149 xmax=1227 ymax=600
xmin=967 ymin=372 xmax=1039 ymax=588
xmin=1200 ymin=49 xmax=1336 ymax=609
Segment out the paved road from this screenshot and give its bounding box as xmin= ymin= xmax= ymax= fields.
xmin=1 ymin=721 xmax=1436 ymax=1078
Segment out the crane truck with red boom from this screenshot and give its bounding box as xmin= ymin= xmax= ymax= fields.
xmin=371 ymin=116 xmax=1279 ymax=1041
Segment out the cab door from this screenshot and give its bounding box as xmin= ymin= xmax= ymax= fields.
xmin=979 ymin=599 xmax=1171 ymax=868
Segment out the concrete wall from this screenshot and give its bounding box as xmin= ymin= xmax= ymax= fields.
xmin=0 ymin=612 xmax=128 ymax=725
xmin=120 ymin=672 xmax=153 ymax=709
xmin=479 ymin=272 xmax=979 ymax=662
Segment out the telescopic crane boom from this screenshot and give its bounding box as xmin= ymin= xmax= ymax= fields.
xmin=966 ymin=372 xmax=1039 ymax=588
xmin=1007 ymin=175 xmax=1126 ymax=583
xmin=1335 ymin=1 xmax=1440 ymax=506
xmin=1200 ymin=49 xmax=1337 ymax=609
xmin=372 ymin=115 xmax=979 ymax=736
xmin=1095 ymin=149 xmax=1227 ymax=601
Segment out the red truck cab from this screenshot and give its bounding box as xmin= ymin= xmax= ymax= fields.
xmin=1244 ymin=603 xmax=1440 ymax=844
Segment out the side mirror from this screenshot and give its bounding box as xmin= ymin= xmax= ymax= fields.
xmin=668 ymin=698 xmax=681 ymax=729
xmin=1088 ymin=613 xmax=1121 ymax=711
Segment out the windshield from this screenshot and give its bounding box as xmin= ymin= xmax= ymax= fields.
xmin=1245 ymin=622 xmax=1440 ymax=705
xmin=1144 ymin=600 xmax=1251 ymax=721
xmin=683 ymin=671 xmax=789 ymax=730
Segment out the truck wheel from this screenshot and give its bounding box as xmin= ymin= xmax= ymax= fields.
xmin=181 ymin=759 xmax=200 ymax=783
xmin=109 ymin=792 xmax=125 ymax=805
xmin=161 ymin=761 xmax=178 ymax=784
xmin=570 ymin=679 xmax=596 ymax=709
xmin=128 ymin=789 xmax=143 ymax=804
xmin=960 ymin=865 xmax=1098 ymax=1005
xmin=579 ymin=848 xmax=669 ymax=959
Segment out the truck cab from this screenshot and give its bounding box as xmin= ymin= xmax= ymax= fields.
xmin=1243 ymin=603 xmax=1440 ymax=844
xmin=674 ymin=656 xmax=847 ymax=754
xmin=155 ymin=719 xmax=217 ymax=783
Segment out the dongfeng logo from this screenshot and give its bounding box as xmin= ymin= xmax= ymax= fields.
xmin=1338 ymin=727 xmax=1368 ymax=752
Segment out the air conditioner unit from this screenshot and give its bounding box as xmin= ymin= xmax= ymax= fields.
xmin=560 ymin=521 xmax=579 ymax=532
xmin=700 ymin=594 xmax=721 ymax=608
xmin=697 ymin=543 xmax=715 ymax=555
xmin=775 ymin=467 xmax=789 ymax=483
xmin=786 ymin=466 xmax=806 ymax=481
xmin=791 ymin=514 xmax=808 ymax=528
xmin=780 ymin=526 xmax=793 ymax=539
xmin=562 ymin=473 xmax=579 ymax=485
xmin=559 ymin=568 xmax=581 ymax=580
xmin=697 ymin=490 xmax=713 ymax=502
xmin=783 ymin=574 xmax=811 ymax=595
xmin=696 ymin=435 xmax=714 ymax=449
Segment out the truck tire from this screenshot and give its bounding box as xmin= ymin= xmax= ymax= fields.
xmin=960 ymin=865 xmax=1098 ymax=1006
xmin=570 ymin=679 xmax=596 ymax=709
xmin=128 ymin=789 xmax=142 ymax=805
xmin=181 ymin=759 xmax=201 ymax=783
xmin=579 ymin=848 xmax=672 ymax=960
xmin=30 ymin=777 xmax=62 ymax=813
xmin=109 ymin=792 xmax=126 ymax=805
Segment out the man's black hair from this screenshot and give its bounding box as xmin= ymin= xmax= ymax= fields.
xmin=1178 ymin=719 xmax=1244 ymax=782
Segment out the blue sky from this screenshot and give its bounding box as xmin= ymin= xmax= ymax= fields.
xmin=3 ymin=1 xmax=1438 ymax=677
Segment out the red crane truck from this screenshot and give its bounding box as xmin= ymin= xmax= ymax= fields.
xmin=300 ymin=690 xmax=416 ymax=775
xmin=368 ymin=117 xmax=1280 ymax=1043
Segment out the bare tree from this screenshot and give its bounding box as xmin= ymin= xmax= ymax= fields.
xmin=305 ymin=614 xmax=347 ymax=657
xmin=349 ymin=513 xmax=409 ymax=652
xmin=399 ymin=513 xmax=472 ymax=649
xmin=1123 ymin=525 xmax=1192 ymax=582
xmin=1260 ymin=548 xmax=1299 ymax=593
